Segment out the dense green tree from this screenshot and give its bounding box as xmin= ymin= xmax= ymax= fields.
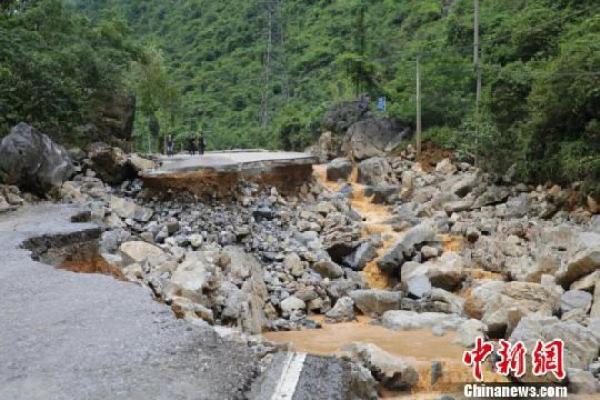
xmin=2 ymin=0 xmax=598 ymax=192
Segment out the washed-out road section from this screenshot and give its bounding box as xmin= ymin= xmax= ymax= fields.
xmin=0 ymin=204 xmax=258 ymax=400
xmin=0 ymin=203 xmax=351 ymax=400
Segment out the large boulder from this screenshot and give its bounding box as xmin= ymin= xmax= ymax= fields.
xmin=381 ymin=310 xmax=465 ymax=331
xmin=453 ymin=319 xmax=488 ymax=347
xmin=0 ymin=123 xmax=74 ymax=196
xmin=343 ymin=241 xmax=378 ymax=271
xmin=307 ymin=131 xmax=342 ymax=163
xmin=556 ymin=245 xmax=600 ymax=288
xmin=322 ymin=94 xmax=372 ymax=135
xmin=401 ymin=252 xmax=466 ymax=293
xmin=86 ymin=142 xmax=137 ymax=184
xmin=169 ymin=254 xmax=220 ymax=301
xmin=343 ymin=342 xmax=419 ymax=390
xmin=357 ymin=157 xmax=397 ymax=186
xmin=343 ymin=118 xmax=409 ymax=160
xmin=560 ymin=290 xmax=593 ymax=314
xmin=378 ymin=222 xmax=437 ymax=274
xmin=510 ymin=316 xmax=600 ymax=376
xmin=110 ymin=196 xmax=154 ymax=222
xmin=129 ymin=153 xmax=156 ymax=172
xmin=349 ymin=289 xmax=402 ymax=316
xmin=280 ymin=296 xmax=306 ymax=315
xmin=326 ymin=158 xmax=353 ymax=181
xmin=119 ymin=241 xmax=165 ymax=265
xmin=325 ymin=296 xmax=356 ymax=323
xmin=407 ymin=288 xmax=465 ymax=315
xmin=464 ymin=281 xmax=560 ymax=338
xmin=311 ymin=260 xmax=344 ymax=279
xmin=592 ymin=284 xmax=600 ymax=318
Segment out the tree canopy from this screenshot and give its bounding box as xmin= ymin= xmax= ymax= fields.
xmin=1 ymin=0 xmax=598 ymax=192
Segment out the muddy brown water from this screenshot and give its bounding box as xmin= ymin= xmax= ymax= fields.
xmin=263 ymin=165 xmax=491 ymax=397
xmin=264 ymin=316 xmax=505 ymax=397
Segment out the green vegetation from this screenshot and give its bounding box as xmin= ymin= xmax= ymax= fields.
xmin=1 ymin=0 xmax=598 ymax=192
xmin=0 ymin=0 xmax=175 ymax=147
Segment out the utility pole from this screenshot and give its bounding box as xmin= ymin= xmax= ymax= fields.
xmin=416 ymin=56 xmax=422 ymax=159
xmin=260 ymin=4 xmax=273 ymax=129
xmin=473 ymin=0 xmax=481 ymax=118
xmin=473 ymin=0 xmax=481 ymax=166
xmin=276 ymin=0 xmax=289 ymax=102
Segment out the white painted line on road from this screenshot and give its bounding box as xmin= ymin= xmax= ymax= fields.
xmin=270 ymin=352 xmax=307 ymax=400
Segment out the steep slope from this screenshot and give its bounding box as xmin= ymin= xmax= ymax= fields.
xmin=68 ymin=0 xmax=600 ymax=191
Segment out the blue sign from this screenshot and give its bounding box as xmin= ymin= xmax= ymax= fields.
xmin=377 ymin=96 xmax=387 ymax=112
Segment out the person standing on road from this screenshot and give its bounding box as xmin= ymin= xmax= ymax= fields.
xmin=199 ymin=132 xmax=206 ymax=155
xmin=166 ymin=134 xmax=174 ymax=156
xmin=193 ymin=132 xmax=201 ymax=156
xmin=188 ymin=136 xmax=196 ymax=155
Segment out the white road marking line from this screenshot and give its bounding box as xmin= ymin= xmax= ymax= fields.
xmin=270 ymin=352 xmax=307 ymax=400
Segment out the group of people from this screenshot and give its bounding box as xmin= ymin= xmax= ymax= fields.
xmin=165 ymin=133 xmax=206 ymax=157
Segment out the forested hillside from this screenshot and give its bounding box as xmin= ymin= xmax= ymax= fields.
xmin=73 ymin=0 xmax=599 ymax=191
xmin=1 ymin=0 xmax=598 ymax=191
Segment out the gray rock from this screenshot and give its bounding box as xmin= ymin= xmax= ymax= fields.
xmin=453 ymin=319 xmax=487 ymax=347
xmin=381 ymin=310 xmax=465 ymax=331
xmin=280 ymin=296 xmax=306 ymax=315
xmin=431 ymin=361 xmax=443 ymax=386
xmin=86 ymin=142 xmax=136 ymax=185
xmin=592 ymin=284 xmax=600 ymax=318
xmin=322 ymin=95 xmax=371 ymax=135
xmin=357 ymin=157 xmax=397 ymax=186
xmin=420 ymin=245 xmax=439 ymax=260
xmin=401 ymin=253 xmax=465 ymax=293
xmin=378 ymin=222 xmax=436 ymax=274
xmin=449 ymin=173 xmax=478 ymax=198
xmin=435 ymin=158 xmax=456 ymax=174
xmin=417 ymin=288 xmax=465 ymax=315
xmin=222 ymin=246 xmax=261 ymax=281
xmin=327 ymin=278 xmax=361 ymax=300
xmin=557 ymin=245 xmax=600 ymax=288
xmin=444 ymin=200 xmax=473 ymax=214
xmin=343 ymin=342 xmax=419 ymax=390
xmin=473 ymin=186 xmax=510 ymax=208
xmin=100 ymin=228 xmax=131 ymax=254
xmin=311 ymin=260 xmax=344 ymax=279
xmin=510 ymin=316 xmax=600 ymax=374
xmin=349 ymin=363 xmax=378 ymax=400
xmin=189 ymin=234 xmax=204 ymax=249
xmin=326 ymin=158 xmax=353 ymax=181
xmin=343 ymin=117 xmax=408 ymax=160
xmin=349 ymin=289 xmax=402 ymax=316
xmin=465 ymin=281 xmax=560 ymax=338
xmin=119 ymin=241 xmax=165 ymax=266
xmin=405 ymin=273 xmax=432 ymax=298
xmin=570 ymin=270 xmax=600 ymax=291
xmin=364 ymin=184 xmax=399 ymax=204
xmin=284 ymin=253 xmax=305 ymax=277
xmin=169 ymin=255 xmax=218 ymax=299
xmin=325 ymin=296 xmax=356 ymax=323
xmin=110 ymin=196 xmax=154 ymax=222
xmin=560 ymin=290 xmax=593 ymax=314
xmin=0 ymin=123 xmax=74 ymax=196
xmin=567 ymin=368 xmax=599 ymax=394
xmin=343 ymin=241 xmax=377 ymax=271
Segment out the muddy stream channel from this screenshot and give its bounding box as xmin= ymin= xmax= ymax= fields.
xmin=264 ymin=165 xmax=488 ymax=398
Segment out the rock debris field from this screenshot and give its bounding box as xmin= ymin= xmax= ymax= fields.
xmin=0 ymin=122 xmax=599 ymax=398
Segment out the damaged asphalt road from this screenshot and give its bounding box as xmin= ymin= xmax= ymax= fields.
xmin=0 ymin=204 xmax=352 ymax=400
